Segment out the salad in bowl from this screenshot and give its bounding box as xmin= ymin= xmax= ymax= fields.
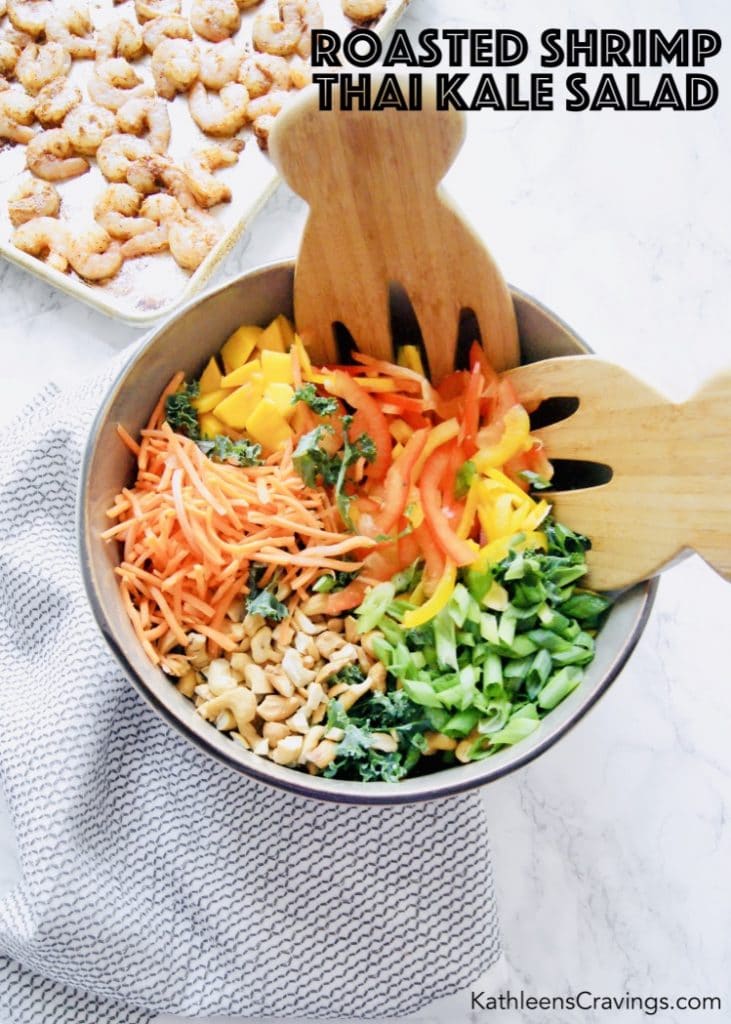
xmin=102 ymin=310 xmax=613 ymax=783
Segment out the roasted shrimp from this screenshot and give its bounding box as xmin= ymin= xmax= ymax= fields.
xmin=198 ymin=40 xmax=243 ymax=90
xmin=6 ymin=0 xmax=52 ymax=39
xmin=188 ymin=80 xmax=248 ymax=136
xmin=95 ymin=18 xmax=145 ymax=62
xmin=93 ymin=183 xmax=156 ymax=239
xmin=120 ymin=192 xmax=184 ymax=258
xmin=0 ymin=88 xmax=37 ymax=143
xmin=341 ymin=0 xmax=386 ymax=24
xmin=16 ymin=42 xmax=71 ymax=96
xmin=67 ymin=225 xmax=123 ymax=280
xmin=141 ymin=13 xmax=192 ymax=53
xmin=190 ymin=0 xmax=240 ymax=43
xmin=45 ymin=4 xmax=96 ymax=60
xmin=150 ymin=38 xmax=199 ymax=99
xmin=34 ymin=78 xmax=82 ymax=127
xmin=96 ymin=132 xmax=151 ymax=181
xmin=7 ymin=178 xmax=60 ymax=227
xmin=183 ymin=144 xmax=238 ymax=207
xmin=116 ymin=96 xmax=171 ymax=153
xmin=134 ymin=0 xmax=181 ymax=22
xmin=13 ymin=216 xmax=69 ymax=272
xmin=238 ymin=52 xmax=290 ymax=98
xmin=88 ymin=58 xmax=154 ymax=111
xmin=26 ymin=128 xmax=90 ymax=180
xmin=168 ymin=207 xmax=222 ymax=270
xmin=63 ymin=103 xmax=116 ymax=154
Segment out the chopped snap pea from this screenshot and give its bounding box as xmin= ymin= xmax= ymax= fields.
xmin=344 ymin=517 xmax=612 ymax=774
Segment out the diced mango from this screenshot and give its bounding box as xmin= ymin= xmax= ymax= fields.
xmin=198 ymin=356 xmax=223 ymax=395
xmin=291 ymin=401 xmax=316 ymax=436
xmin=246 ymin=398 xmax=293 ymax=450
xmin=193 ymin=388 xmax=233 ymax=414
xmin=221 ymin=358 xmax=261 ymax=388
xmin=265 ymin=381 xmax=295 ymax=418
xmin=258 ymin=314 xmax=294 ymax=353
xmin=293 ymin=333 xmax=312 ymax=378
xmin=221 ymin=325 xmax=263 ymax=373
xmin=398 ymin=345 xmax=426 ymax=376
xmin=214 ymin=377 xmax=264 ymax=429
xmin=261 ymin=349 xmax=293 ymax=385
xmin=199 ymin=412 xmax=225 ymax=438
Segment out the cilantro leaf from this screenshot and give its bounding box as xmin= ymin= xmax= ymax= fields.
xmin=197 ymin=434 xmax=263 ymax=467
xmin=165 ymin=380 xmax=200 ymax=439
xmin=291 ymin=383 xmax=338 ymax=417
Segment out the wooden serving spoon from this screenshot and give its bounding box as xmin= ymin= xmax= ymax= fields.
xmin=268 ymin=78 xmax=520 ymax=382
xmin=505 ymin=356 xmax=731 ymax=590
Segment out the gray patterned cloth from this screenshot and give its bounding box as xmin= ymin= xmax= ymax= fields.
xmin=0 ymin=367 xmax=501 ymax=1023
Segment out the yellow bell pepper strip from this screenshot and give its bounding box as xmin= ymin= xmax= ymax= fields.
xmin=473 ymin=405 xmax=533 ymax=472
xmin=484 ymin=466 xmax=535 ymax=499
xmin=420 ymin=447 xmax=477 ymax=567
xmin=402 ymin=560 xmax=457 ymax=628
xmin=521 ymin=499 xmax=551 ymax=532
xmin=412 ymin=418 xmax=460 ymax=480
xmin=470 ymin=531 xmax=548 ymax=576
xmin=456 ymin=482 xmax=479 ymax=540
xmin=397 ymin=345 xmax=426 ymax=376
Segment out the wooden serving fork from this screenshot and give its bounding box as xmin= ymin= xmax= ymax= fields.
xmin=269 ymin=79 xmax=519 ymax=382
xmin=505 ymin=356 xmax=731 ymax=590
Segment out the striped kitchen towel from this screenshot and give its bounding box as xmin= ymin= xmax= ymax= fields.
xmin=0 ymin=366 xmax=501 ymax=1023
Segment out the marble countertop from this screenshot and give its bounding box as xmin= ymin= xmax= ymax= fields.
xmin=1 ymin=1 xmax=730 ymax=1021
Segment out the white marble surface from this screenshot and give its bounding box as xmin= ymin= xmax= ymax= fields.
xmin=2 ymin=0 xmax=731 ymax=1021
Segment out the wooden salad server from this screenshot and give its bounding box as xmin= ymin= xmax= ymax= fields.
xmin=268 ymin=78 xmax=520 ymax=382
xmin=505 ymin=356 xmax=731 ymax=590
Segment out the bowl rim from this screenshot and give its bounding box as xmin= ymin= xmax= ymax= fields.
xmin=78 ymin=259 xmax=658 ymax=805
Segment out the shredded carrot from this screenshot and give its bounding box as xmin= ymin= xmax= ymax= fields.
xmin=106 ymin=412 xmax=373 ymax=659
xmin=116 ymin=424 xmax=141 ymax=457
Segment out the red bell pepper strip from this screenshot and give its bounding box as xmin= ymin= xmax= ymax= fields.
xmin=397 ymin=529 xmax=421 ymax=570
xmin=459 ymin=363 xmax=483 ymax=455
xmin=469 ymin=341 xmax=499 ymax=386
xmin=324 ymin=580 xmax=368 ymax=615
xmin=372 ymin=428 xmax=428 ymax=535
xmin=437 ymin=370 xmax=470 ymax=401
xmin=419 ymin=446 xmax=476 ymax=566
xmin=414 ymin=521 xmax=445 ymax=590
xmin=375 ymin=392 xmax=427 ymax=415
xmin=324 ymin=370 xmax=392 ymax=481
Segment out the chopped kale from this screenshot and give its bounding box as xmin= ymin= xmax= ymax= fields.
xmin=196 ymin=434 xmax=263 ymax=466
xmin=165 ymin=380 xmax=200 ymax=439
xmin=291 ymin=383 xmax=338 ymax=417
xmin=244 ymin=562 xmax=287 ymax=623
xmin=323 ymin=690 xmax=432 ymax=783
xmin=292 ymin=414 xmax=375 ymax=531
